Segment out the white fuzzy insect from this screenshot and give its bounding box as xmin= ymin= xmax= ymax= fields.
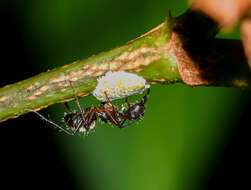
xmin=92 ymin=71 xmax=150 ymax=102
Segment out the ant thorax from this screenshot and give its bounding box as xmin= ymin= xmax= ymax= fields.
xmin=96 ymin=102 xmax=123 ymax=124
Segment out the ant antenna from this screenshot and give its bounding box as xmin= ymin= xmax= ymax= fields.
xmin=28 ymin=109 xmax=74 ymax=136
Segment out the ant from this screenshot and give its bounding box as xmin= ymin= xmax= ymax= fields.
xmin=30 ymin=81 xmax=150 ymax=136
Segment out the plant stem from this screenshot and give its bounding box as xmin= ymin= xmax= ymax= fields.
xmin=0 ymin=10 xmax=250 ymax=123
xmin=0 ymin=16 xmax=180 ymax=122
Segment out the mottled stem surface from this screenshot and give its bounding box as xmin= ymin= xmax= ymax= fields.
xmin=0 ymin=10 xmax=250 ymax=123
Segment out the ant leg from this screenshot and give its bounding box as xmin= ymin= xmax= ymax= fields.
xmin=72 ymin=119 xmax=84 ymax=135
xmin=103 ymin=92 xmax=125 ymax=128
xmin=64 ymin=102 xmax=72 ymax=113
xmin=125 ymin=97 xmax=131 ymax=109
xmin=102 ymin=110 xmax=123 ymax=127
xmin=121 ymin=120 xmax=138 ymax=128
xmin=85 ymin=110 xmax=96 ymax=131
xmin=120 ymin=98 xmax=129 ymax=118
xmin=119 ymin=96 xmax=134 ymax=127
xmin=72 ymin=109 xmax=96 ymax=134
xmin=125 ymin=97 xmax=130 ymax=107
xmin=119 ymin=118 xmax=127 ymax=127
xmin=29 ymin=110 xmax=74 ymax=136
xmin=141 ymin=88 xmax=150 ymax=104
xmin=118 ymin=116 xmax=138 ymax=128
xmin=68 ymin=81 xmax=89 ymax=129
xmin=68 ymin=81 xmax=84 ymax=115
xmin=104 ymin=91 xmax=115 ymax=109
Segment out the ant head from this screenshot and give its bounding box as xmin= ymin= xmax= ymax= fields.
xmin=63 ymin=112 xmax=96 ymax=133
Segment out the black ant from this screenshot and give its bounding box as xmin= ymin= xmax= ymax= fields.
xmin=30 ymin=82 xmax=150 ymax=136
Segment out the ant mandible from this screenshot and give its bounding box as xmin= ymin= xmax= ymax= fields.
xmin=30 ymin=81 xmax=150 ymax=136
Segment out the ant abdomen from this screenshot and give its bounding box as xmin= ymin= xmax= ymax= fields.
xmin=127 ymin=103 xmax=145 ymax=120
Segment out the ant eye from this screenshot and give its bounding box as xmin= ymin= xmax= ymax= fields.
xmin=92 ymin=71 xmax=150 ymax=101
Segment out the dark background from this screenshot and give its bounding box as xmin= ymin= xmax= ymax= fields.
xmin=0 ymin=0 xmax=250 ymax=189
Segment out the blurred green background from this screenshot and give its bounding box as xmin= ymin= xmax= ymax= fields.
xmin=1 ymin=0 xmax=249 ymax=190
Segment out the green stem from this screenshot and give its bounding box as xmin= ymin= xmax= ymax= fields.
xmin=0 ymin=10 xmax=250 ymax=123
xmin=0 ymin=17 xmax=180 ymax=122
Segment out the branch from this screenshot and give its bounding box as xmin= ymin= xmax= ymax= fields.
xmin=0 ymin=10 xmax=250 ymax=123
xmin=173 ymin=10 xmax=251 ymax=87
